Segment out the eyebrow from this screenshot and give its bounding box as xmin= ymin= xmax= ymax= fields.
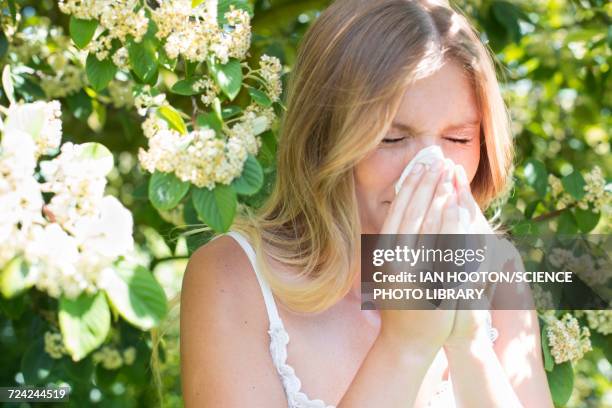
xmin=391 ymin=119 xmax=480 ymax=134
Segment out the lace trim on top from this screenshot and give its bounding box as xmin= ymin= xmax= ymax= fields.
xmin=226 ymin=231 xmax=334 ymax=408
xmin=225 ymin=230 xmax=500 ymax=408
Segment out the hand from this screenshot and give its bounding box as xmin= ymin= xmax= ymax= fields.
xmin=445 ymin=164 xmax=496 ymax=349
xmin=377 ymin=157 xmax=464 ymax=354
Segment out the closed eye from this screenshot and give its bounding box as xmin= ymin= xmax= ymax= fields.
xmin=381 ymin=137 xmax=406 ymax=144
xmin=445 ymin=138 xmax=471 ymax=144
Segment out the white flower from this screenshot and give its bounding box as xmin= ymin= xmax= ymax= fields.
xmin=545 ymin=313 xmax=592 ymax=364
xmin=73 ymin=196 xmax=134 ymax=260
xmin=4 ymin=100 xmax=62 ymax=157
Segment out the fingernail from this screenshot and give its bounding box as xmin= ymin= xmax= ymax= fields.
xmin=413 ymin=163 xmax=424 ymax=174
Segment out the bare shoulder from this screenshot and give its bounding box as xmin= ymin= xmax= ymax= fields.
xmin=180 ymin=235 xmax=286 ymax=407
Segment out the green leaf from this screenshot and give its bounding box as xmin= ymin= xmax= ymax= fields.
xmin=103 ymin=264 xmax=168 ymax=331
xmin=128 ymin=39 xmax=158 ymax=84
xmin=541 ymin=323 xmax=554 ymax=372
xmin=221 ymin=105 xmax=242 ymax=119
xmin=59 ymin=292 xmax=110 ymax=362
xmin=231 ymin=155 xmax=264 ymax=195
xmin=590 ymin=331 xmax=612 ymax=363
xmin=574 ymin=207 xmax=600 ymax=232
xmin=69 ymin=17 xmax=98 ymax=49
xmin=562 ymin=171 xmax=586 ymax=201
xmin=192 ymin=0 xmax=205 ymax=7
xmin=0 ymin=292 xmax=27 ymax=319
xmin=0 ymin=30 xmax=8 ymax=60
xmin=248 ymin=87 xmax=272 ymax=107
xmin=149 ymin=171 xmax=190 ymax=211
xmin=77 ymin=142 xmax=114 ymax=176
xmin=207 ymin=56 xmax=242 ymax=101
xmin=557 ymin=211 xmax=578 ymax=234
xmin=192 ymin=184 xmax=237 ymax=232
xmin=256 ymin=130 xmax=277 ymax=168
xmin=212 ymin=97 xmax=223 ymax=122
xmin=21 ymin=338 xmax=55 ymax=385
xmin=524 ymin=200 xmax=540 ymax=219
xmin=157 ymin=105 xmax=187 ymax=135
xmin=170 ymin=76 xmax=205 ymax=96
xmin=86 ymin=54 xmax=117 ymax=91
xmin=546 ymin=361 xmax=574 ymax=406
xmin=491 ymin=0 xmax=522 ymax=43
xmin=523 ymin=159 xmax=548 ymax=198
xmin=66 ymin=89 xmax=93 ymax=121
xmin=196 ymin=111 xmax=222 ymax=134
xmin=2 ymin=64 xmax=15 ymax=104
xmin=0 ymin=256 xmax=32 ymax=298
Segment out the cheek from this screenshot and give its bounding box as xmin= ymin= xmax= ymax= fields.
xmin=354 ymin=150 xmax=404 ymax=198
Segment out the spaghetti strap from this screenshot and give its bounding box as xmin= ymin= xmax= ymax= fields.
xmin=225 ymin=230 xmax=284 ymax=329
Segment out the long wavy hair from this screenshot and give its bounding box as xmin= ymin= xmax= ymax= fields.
xmin=212 ymin=0 xmax=515 ymax=313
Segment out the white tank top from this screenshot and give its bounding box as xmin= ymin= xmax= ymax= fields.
xmin=223 ymin=230 xmax=499 ymax=408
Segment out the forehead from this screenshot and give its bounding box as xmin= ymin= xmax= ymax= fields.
xmin=393 ymin=60 xmax=481 ymax=133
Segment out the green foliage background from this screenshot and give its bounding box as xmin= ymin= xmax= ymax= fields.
xmin=0 ymin=0 xmax=610 ymax=407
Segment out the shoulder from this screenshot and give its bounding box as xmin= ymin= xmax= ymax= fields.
xmin=180 ymin=234 xmax=268 ymax=333
xmin=180 ymin=234 xmax=287 ymax=406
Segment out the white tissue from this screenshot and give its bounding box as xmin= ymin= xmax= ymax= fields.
xmin=394 ymin=145 xmax=444 ymax=195
xmin=394 ymin=145 xmax=473 ymax=232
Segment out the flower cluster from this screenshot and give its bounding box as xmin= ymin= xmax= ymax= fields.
xmin=44 ymin=331 xmax=68 ymax=359
xmin=194 ymin=77 xmax=221 ymax=107
xmin=575 ymin=309 xmax=612 ymax=336
xmin=138 ymin=113 xmax=257 ymax=189
xmin=257 ymin=54 xmax=283 ymax=102
xmin=0 ymin=100 xmax=134 ymax=299
xmin=107 ymin=78 xmax=135 ymax=109
xmin=134 ymin=85 xmax=167 ymax=116
xmin=544 ymin=313 xmax=592 ymax=364
xmin=547 ymin=247 xmax=609 ymax=287
xmin=92 ymin=345 xmax=137 ymax=370
xmin=548 ymin=166 xmax=611 ymax=213
xmin=6 ymin=18 xmax=86 ymax=99
xmin=138 ymin=104 xmax=274 ymax=188
xmin=532 ymin=284 xmax=555 ymax=310
xmin=150 ymin=1 xmax=251 ymax=64
xmin=59 ymin=0 xmax=149 ymax=61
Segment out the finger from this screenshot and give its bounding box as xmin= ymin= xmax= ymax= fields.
xmin=439 ymin=193 xmax=463 ymax=234
xmin=419 ymin=159 xmax=456 ymax=234
xmin=381 ymin=162 xmax=426 ymax=235
xmin=398 ymin=158 xmax=445 ymax=233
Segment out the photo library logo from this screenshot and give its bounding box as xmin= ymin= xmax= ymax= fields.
xmin=360 ymin=234 xmax=611 ymax=311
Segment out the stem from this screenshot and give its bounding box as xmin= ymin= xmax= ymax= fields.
xmin=531 ymin=202 xmax=576 ymax=223
xmin=150 ymin=255 xmax=189 ymax=270
xmin=244 ymin=73 xmax=268 ymax=87
xmin=191 ymin=96 xmax=199 ymax=128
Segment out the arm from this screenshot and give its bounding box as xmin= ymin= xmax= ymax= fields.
xmin=337 ymin=326 xmax=442 ymax=408
xmin=180 ymin=238 xmax=288 ymax=407
xmin=444 ymin=244 xmax=554 ymax=408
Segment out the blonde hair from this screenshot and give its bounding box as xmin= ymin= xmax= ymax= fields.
xmin=218 ymin=0 xmax=515 ymax=313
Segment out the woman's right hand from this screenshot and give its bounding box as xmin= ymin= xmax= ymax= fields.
xmin=376 ymin=156 xmax=464 ymax=354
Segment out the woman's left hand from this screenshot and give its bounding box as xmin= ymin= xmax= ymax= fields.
xmin=444 ymin=164 xmax=497 ymax=349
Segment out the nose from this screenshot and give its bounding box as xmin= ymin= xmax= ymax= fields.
xmin=402 ymin=135 xmax=442 ymax=165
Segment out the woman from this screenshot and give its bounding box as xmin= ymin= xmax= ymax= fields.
xmin=180 ymin=0 xmax=554 ymax=406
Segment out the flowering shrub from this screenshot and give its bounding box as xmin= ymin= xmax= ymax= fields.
xmin=0 ymin=0 xmax=609 ymax=407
